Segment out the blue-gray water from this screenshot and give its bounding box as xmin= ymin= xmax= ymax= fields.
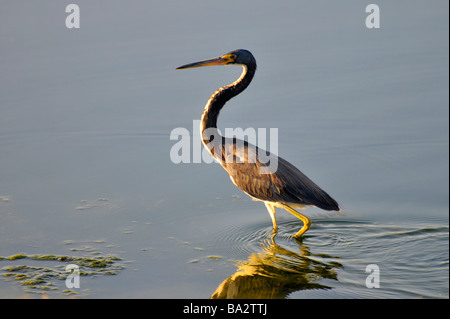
xmin=0 ymin=1 xmax=448 ymax=298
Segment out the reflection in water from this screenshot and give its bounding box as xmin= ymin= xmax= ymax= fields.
xmin=211 ymin=236 xmax=342 ymax=299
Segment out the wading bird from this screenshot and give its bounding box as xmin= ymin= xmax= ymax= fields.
xmin=176 ymin=49 xmax=339 ymax=238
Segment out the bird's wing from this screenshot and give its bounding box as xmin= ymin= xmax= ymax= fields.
xmin=217 ymin=139 xmax=339 ymax=211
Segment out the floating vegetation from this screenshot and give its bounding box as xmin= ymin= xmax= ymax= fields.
xmin=0 ymin=253 xmax=125 ymax=296
xmin=0 ymin=196 xmax=10 ymax=203
xmin=207 ymin=255 xmax=222 ymax=261
xmin=188 ymin=255 xmax=223 ymax=264
xmin=74 ymin=197 xmax=120 ymax=212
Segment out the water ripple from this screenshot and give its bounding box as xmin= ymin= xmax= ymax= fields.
xmin=210 ymin=217 xmax=449 ymax=298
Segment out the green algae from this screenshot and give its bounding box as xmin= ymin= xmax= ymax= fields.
xmin=7 ymin=254 xmax=27 ymax=260
xmin=0 ymin=252 xmax=125 ymax=296
xmin=87 ymin=260 xmax=107 ymax=268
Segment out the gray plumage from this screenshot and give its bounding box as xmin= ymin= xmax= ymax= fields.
xmin=177 ymin=49 xmax=339 ymax=238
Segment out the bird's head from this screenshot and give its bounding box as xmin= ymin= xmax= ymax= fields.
xmin=176 ymin=49 xmax=256 ymax=70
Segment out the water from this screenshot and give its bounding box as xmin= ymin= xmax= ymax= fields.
xmin=0 ymin=1 xmax=448 ymax=298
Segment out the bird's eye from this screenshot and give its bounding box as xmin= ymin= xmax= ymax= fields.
xmin=225 ymin=54 xmax=236 ymax=64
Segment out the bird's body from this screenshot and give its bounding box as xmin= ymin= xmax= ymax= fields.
xmin=177 ymin=49 xmax=339 ymax=238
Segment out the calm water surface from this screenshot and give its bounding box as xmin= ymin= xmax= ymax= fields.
xmin=0 ymin=1 xmax=448 ymax=298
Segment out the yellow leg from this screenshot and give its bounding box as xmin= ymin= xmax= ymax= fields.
xmin=281 ymin=204 xmax=311 ymax=238
xmin=264 ymin=202 xmax=278 ymax=232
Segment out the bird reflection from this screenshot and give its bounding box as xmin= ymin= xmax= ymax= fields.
xmin=211 ymin=236 xmax=342 ymax=299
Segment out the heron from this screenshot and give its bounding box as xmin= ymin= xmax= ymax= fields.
xmin=176 ymin=49 xmax=339 ymax=238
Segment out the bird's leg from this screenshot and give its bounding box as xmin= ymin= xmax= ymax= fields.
xmin=264 ymin=202 xmax=278 ymax=233
xmin=282 ymin=205 xmax=311 ymax=238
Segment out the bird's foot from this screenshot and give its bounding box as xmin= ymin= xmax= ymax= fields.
xmin=292 ymin=225 xmax=310 ymax=239
xmin=267 ymin=227 xmax=278 ymax=240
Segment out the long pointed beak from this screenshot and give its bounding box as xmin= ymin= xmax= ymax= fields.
xmin=176 ymin=56 xmax=231 ymax=70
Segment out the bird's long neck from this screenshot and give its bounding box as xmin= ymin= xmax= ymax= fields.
xmin=200 ymin=63 xmax=256 ymax=147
